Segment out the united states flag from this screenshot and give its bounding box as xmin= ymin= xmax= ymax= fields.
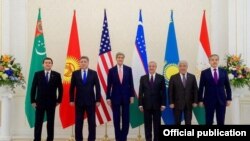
xmin=96 ymin=9 xmax=113 ymax=125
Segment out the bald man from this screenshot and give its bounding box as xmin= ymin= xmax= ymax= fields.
xmin=169 ymin=60 xmax=198 ymax=125
xmin=138 ymin=61 xmax=166 ymax=141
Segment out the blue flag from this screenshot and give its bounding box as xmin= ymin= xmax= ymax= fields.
xmin=130 ymin=9 xmax=149 ymax=128
xmin=162 ymin=11 xmax=179 ymax=125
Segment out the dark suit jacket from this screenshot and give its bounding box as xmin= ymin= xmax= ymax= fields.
xmin=198 ymin=68 xmax=232 ymax=106
xmin=31 ymin=70 xmax=63 ymax=106
xmin=138 ymin=73 xmax=166 ymax=110
xmin=168 ymin=73 xmax=198 ymax=110
xmin=107 ymin=65 xmax=135 ymax=105
xmin=70 ymin=69 xmax=101 ymax=106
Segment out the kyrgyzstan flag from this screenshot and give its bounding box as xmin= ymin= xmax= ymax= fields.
xmin=59 ymin=10 xmax=81 ymax=128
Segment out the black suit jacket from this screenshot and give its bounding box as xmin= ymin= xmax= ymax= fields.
xmin=31 ymin=70 xmax=63 ymax=106
xmin=138 ymin=73 xmax=166 ymax=110
xmin=69 ymin=69 xmax=101 ymax=106
xmin=168 ymin=73 xmax=198 ymax=110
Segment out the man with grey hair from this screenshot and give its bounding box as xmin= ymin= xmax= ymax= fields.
xmin=139 ymin=61 xmax=166 ymax=141
xmin=107 ymin=52 xmax=135 ymax=141
xmin=169 ymin=60 xmax=198 ymax=125
xmin=198 ymin=54 xmax=231 ymax=125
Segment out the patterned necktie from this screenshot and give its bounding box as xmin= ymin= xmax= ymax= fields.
xmin=118 ymin=67 xmax=123 ymax=83
xmin=214 ymin=69 xmax=218 ymax=84
xmin=182 ymin=74 xmax=186 ymax=87
xmin=45 ymin=72 xmax=49 ymax=83
xmin=83 ymin=70 xmax=87 ymax=84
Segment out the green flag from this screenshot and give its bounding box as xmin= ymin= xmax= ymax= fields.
xmin=129 ymin=10 xmax=147 ymax=128
xmin=25 ymin=9 xmax=47 ymax=128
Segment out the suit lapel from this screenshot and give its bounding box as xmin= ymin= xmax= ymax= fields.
xmin=86 ymin=70 xmax=91 ymax=84
xmin=218 ymin=68 xmax=223 ymax=83
xmin=48 ymin=71 xmax=53 ymax=84
xmin=208 ymin=69 xmax=216 ymax=85
xmin=177 ymin=74 xmax=185 ymax=88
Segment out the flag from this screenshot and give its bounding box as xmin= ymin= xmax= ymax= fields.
xmin=96 ymin=9 xmax=113 ymax=125
xmin=59 ymin=10 xmax=81 ymax=128
xmin=193 ymin=11 xmax=211 ymax=125
xmin=130 ymin=10 xmax=149 ymax=128
xmin=25 ymin=9 xmax=47 ymax=128
xmin=162 ymin=11 xmax=179 ymax=125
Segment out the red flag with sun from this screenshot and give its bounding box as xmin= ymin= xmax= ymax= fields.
xmin=59 ymin=10 xmax=81 ymax=128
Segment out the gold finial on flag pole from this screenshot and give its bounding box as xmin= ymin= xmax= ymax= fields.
xmin=136 ymin=126 xmax=143 ymax=141
xmin=67 ymin=126 xmax=75 ymax=141
xmin=102 ymin=123 xmax=110 ymax=141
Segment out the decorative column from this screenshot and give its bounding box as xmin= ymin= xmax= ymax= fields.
xmin=0 ymin=87 xmax=12 ymax=141
xmin=230 ymin=87 xmax=248 ymax=124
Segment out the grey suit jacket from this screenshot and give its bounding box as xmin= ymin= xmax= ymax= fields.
xmin=168 ymin=73 xmax=198 ymax=110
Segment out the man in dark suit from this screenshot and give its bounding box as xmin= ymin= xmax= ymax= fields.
xmin=169 ymin=60 xmax=198 ymax=125
xmin=69 ymin=56 xmax=101 ymax=141
xmin=31 ymin=57 xmax=63 ymax=141
xmin=138 ymin=61 xmax=166 ymax=141
xmin=107 ymin=52 xmax=134 ymax=141
xmin=198 ymin=54 xmax=232 ymax=125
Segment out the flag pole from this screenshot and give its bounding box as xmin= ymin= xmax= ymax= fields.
xmin=136 ymin=126 xmax=143 ymax=141
xmin=102 ymin=123 xmax=110 ymax=141
xmin=67 ymin=125 xmax=75 ymax=141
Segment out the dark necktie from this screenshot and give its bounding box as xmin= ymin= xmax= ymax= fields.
xmin=82 ymin=70 xmax=87 ymax=84
xmin=45 ymin=72 xmax=49 ymax=83
xmin=150 ymin=75 xmax=154 ymax=86
xmin=182 ymin=74 xmax=186 ymax=87
xmin=214 ymin=69 xmax=218 ymax=84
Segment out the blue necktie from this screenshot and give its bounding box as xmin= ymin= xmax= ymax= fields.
xmin=82 ymin=70 xmax=87 ymax=84
xmin=45 ymin=72 xmax=49 ymax=83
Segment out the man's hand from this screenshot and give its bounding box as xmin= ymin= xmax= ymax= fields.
xmin=70 ymin=102 xmax=75 ymax=106
xmin=32 ymin=103 xmax=37 ymax=109
xmin=169 ymin=104 xmax=174 ymax=109
xmin=96 ymin=102 xmax=101 ymax=107
xmin=139 ymin=106 xmax=144 ymax=112
xmin=130 ymin=97 xmax=134 ymax=104
xmin=199 ymin=102 xmax=204 ymax=107
xmin=192 ymin=103 xmax=197 ymax=107
xmin=107 ymin=99 xmax=111 ymax=106
xmin=226 ymin=101 xmax=231 ymax=107
xmin=161 ymin=106 xmax=166 ymax=111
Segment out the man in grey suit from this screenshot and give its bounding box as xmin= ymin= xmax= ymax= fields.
xmin=169 ymin=60 xmax=198 ymax=125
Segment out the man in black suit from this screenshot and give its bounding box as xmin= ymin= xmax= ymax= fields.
xmin=138 ymin=61 xmax=166 ymax=141
xmin=169 ymin=60 xmax=198 ymax=125
xmin=31 ymin=57 xmax=63 ymax=141
xmin=69 ymin=56 xmax=101 ymax=141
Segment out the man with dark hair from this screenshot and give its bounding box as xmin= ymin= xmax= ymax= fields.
xmin=198 ymin=54 xmax=232 ymax=125
xmin=31 ymin=57 xmax=63 ymax=141
xmin=70 ymin=56 xmax=101 ymax=141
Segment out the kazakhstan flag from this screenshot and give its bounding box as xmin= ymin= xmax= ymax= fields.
xmin=162 ymin=11 xmax=179 ymax=124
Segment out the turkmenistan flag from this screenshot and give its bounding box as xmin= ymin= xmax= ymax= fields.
xmin=130 ymin=10 xmax=148 ymax=128
xmin=162 ymin=11 xmax=179 ymax=125
xmin=193 ymin=11 xmax=211 ymax=125
xmin=25 ymin=9 xmax=47 ymax=128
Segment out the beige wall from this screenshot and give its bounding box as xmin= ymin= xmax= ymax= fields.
xmin=28 ymin=0 xmax=211 ymax=75
xmin=0 ymin=0 xmax=2 ymax=53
